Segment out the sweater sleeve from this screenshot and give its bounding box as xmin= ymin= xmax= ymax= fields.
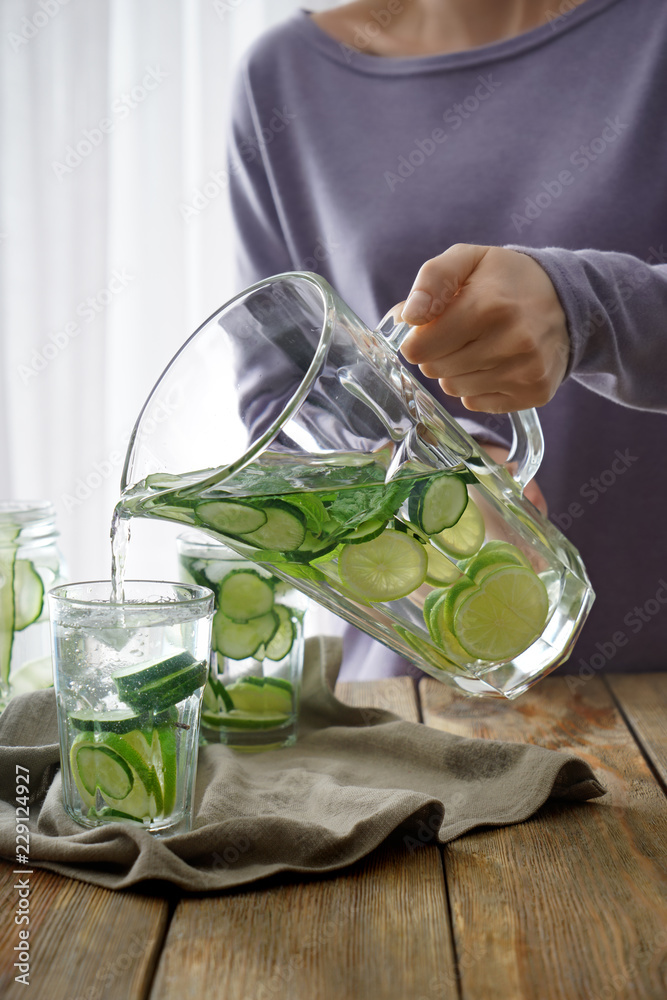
xmin=507 ymin=245 xmax=667 ymax=413
xmin=226 ymin=63 xmax=294 ymax=290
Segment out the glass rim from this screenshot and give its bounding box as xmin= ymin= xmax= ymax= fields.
xmin=48 ymin=579 xmax=214 ymax=611
xmin=0 ymin=500 xmax=56 ymax=523
xmin=176 ymin=530 xmax=243 ymax=555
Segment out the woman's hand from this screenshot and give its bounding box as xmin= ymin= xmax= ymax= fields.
xmin=398 ymin=244 xmax=570 ymax=413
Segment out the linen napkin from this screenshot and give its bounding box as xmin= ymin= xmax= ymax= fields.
xmin=0 ymin=636 xmax=605 ymax=891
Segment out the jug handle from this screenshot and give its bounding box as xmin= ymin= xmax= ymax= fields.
xmin=377 ymin=317 xmax=545 ymax=493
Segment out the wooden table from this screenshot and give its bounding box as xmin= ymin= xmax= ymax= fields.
xmin=1 ymin=673 xmax=666 ymax=1000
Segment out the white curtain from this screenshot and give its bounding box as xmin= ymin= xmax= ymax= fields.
xmin=0 ymin=0 xmax=337 ymax=586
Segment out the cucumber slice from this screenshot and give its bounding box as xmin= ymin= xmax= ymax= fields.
xmin=112 ymin=649 xmax=197 ymax=694
xmin=218 ymin=569 xmax=275 ymax=623
xmin=201 ymin=709 xmax=290 ymax=730
xmin=238 ymin=501 xmax=306 ymax=552
xmin=337 ymin=517 xmax=388 ymax=545
xmin=242 ymin=675 xmax=265 ymax=688
xmin=264 ymin=676 xmax=293 ymax=694
xmin=119 ymin=660 xmax=208 ymax=713
xmin=212 ymin=609 xmax=278 ymax=660
xmin=71 ymin=742 xmax=134 ymax=800
xmin=146 ymin=472 xmax=188 ymax=491
xmin=13 ymin=560 xmax=45 ymax=630
xmin=70 ymin=707 xmax=171 ymax=734
xmin=0 ymin=549 xmax=16 ymax=687
xmin=203 ymin=676 xmax=235 ymax=713
xmin=196 ymin=500 xmax=267 ymax=535
xmin=263 ymin=605 xmax=295 ymax=661
xmin=286 ymin=533 xmax=339 ymax=563
xmin=408 ymin=473 xmax=469 ymax=535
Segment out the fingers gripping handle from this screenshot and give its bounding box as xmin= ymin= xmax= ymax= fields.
xmin=377 ymin=315 xmax=545 ymax=492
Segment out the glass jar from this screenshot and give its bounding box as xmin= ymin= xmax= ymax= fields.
xmin=0 ymin=501 xmax=67 ymax=709
xmin=176 ymin=532 xmax=308 ymax=750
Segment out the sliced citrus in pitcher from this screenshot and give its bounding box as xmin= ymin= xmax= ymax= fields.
xmin=432 ymin=498 xmax=485 ymax=559
xmin=453 ymin=564 xmax=549 ymax=661
xmin=338 ymin=530 xmax=427 ymax=602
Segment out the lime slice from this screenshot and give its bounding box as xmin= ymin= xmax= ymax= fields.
xmin=425 ymin=544 xmax=464 ymax=586
xmin=338 ymin=530 xmax=427 ymax=602
xmin=226 ymin=678 xmax=293 ymax=716
xmin=453 ymin=564 xmax=549 ymax=661
xmin=432 ymin=498 xmax=485 ymax=559
xmin=463 ymin=541 xmax=531 ymax=579
xmin=427 ymin=586 xmax=478 ymax=664
xmin=155 ymin=725 xmax=177 ymax=815
xmin=117 ymin=729 xmax=164 ymax=816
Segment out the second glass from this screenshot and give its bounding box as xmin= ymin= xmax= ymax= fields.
xmin=177 ymin=533 xmax=306 ymax=750
xmin=49 ymin=580 xmax=214 ymax=835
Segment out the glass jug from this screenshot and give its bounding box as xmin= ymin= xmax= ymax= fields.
xmin=117 ymin=272 xmax=594 ymax=699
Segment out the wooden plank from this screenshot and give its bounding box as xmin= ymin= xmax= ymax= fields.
xmin=149 ymin=845 xmax=455 ymax=1000
xmin=150 ymin=678 xmax=457 ymax=1000
xmin=0 ymin=860 xmax=169 ymax=1000
xmin=420 ymin=676 xmax=667 ymax=1000
xmin=606 ymin=673 xmax=667 ymax=789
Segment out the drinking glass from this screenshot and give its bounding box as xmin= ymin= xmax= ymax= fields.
xmin=49 ymin=580 xmax=213 ymax=835
xmin=177 ymin=533 xmax=306 ymax=750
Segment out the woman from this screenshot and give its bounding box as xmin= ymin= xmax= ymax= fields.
xmin=226 ymin=0 xmax=667 ymax=679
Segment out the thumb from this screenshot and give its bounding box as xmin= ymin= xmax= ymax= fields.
xmin=400 ymin=243 xmax=490 ymax=325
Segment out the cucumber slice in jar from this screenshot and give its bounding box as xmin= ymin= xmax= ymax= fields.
xmin=408 ymin=473 xmax=469 ymax=535
xmin=263 ymin=605 xmax=295 ymax=661
xmin=212 ymin=608 xmax=279 ymax=660
xmin=70 ymin=707 xmax=172 ymax=734
xmin=0 ymin=549 xmax=16 ymax=688
xmin=70 ymin=739 xmax=134 ymax=801
xmin=111 ymin=649 xmax=197 ymax=694
xmin=337 ymin=517 xmax=388 ymax=545
xmin=13 ymin=560 xmax=45 ymax=630
xmin=218 ymin=569 xmax=275 ymax=623
xmin=237 ymin=501 xmax=306 ymax=552
xmin=118 ymin=660 xmax=208 ymax=713
xmin=196 ymin=500 xmax=267 ymax=535
xmin=202 ymin=709 xmax=289 ymax=730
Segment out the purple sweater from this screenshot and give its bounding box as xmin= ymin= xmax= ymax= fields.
xmin=227 ymin=0 xmax=667 ymax=678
